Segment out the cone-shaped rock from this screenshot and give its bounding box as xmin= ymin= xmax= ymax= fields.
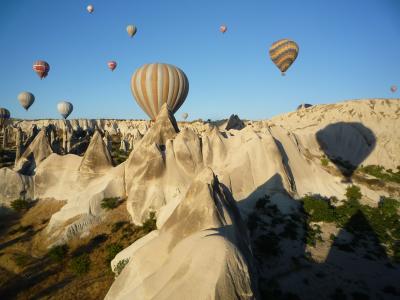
xmin=225 ymin=114 xmax=245 ymax=131
xmin=14 ymin=128 xmax=53 ymax=175
xmin=106 ymin=168 xmax=257 ymax=300
xmin=79 ymin=130 xmax=113 ymax=174
xmin=141 ymin=103 xmax=179 ymax=146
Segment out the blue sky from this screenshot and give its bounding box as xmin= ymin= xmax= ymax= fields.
xmin=0 ymin=0 xmax=399 ymax=120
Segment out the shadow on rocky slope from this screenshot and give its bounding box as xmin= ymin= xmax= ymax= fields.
xmin=316 ymin=122 xmax=376 ymax=180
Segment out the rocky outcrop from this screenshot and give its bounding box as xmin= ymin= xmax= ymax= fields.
xmin=225 ymin=114 xmax=245 ymax=130
xmin=0 ymin=168 xmax=34 ymax=211
xmin=106 ymin=168 xmax=258 ymax=300
xmin=79 ymin=131 xmax=113 ymax=174
xmin=296 ymin=103 xmax=313 ymax=110
xmin=124 ymin=104 xmax=202 ymax=225
xmin=14 ymin=128 xmax=53 ymax=175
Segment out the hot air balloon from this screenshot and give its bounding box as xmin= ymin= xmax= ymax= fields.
xmin=57 ymin=101 xmax=73 ymax=119
xmin=127 ymin=25 xmax=137 ymax=37
xmin=131 ymin=63 xmax=189 ymax=120
xmin=108 ymin=61 xmax=117 ymax=71
xmin=33 ymin=60 xmax=50 ymax=79
xmin=220 ymin=25 xmax=227 ymax=33
xmin=182 ymin=112 xmax=188 ymax=120
xmin=87 ymin=4 xmax=94 ymax=13
xmin=269 ymin=39 xmax=299 ymax=76
xmin=18 ymin=92 xmax=35 ymax=110
xmin=0 ymin=108 xmax=10 ymax=129
xmin=390 ymin=85 xmax=397 ymax=93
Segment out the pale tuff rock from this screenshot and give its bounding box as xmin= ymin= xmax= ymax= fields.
xmin=0 ymin=168 xmax=34 ymax=211
xmin=124 ymin=104 xmax=202 ymax=225
xmin=79 ymin=130 xmax=113 ymax=174
xmin=225 ymin=114 xmax=245 ymax=130
xmin=271 ymin=99 xmax=400 ymax=169
xmin=14 ymin=128 xmax=53 ymax=175
xmin=105 ymin=168 xmax=257 ymax=300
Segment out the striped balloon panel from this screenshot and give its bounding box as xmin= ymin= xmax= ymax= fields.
xmin=33 ymin=60 xmax=50 ymax=78
xmin=0 ymin=108 xmax=10 ymax=127
xmin=0 ymin=108 xmax=10 ymax=119
xmin=131 ymin=63 xmax=189 ymax=120
xmin=269 ymin=39 xmax=299 ymax=73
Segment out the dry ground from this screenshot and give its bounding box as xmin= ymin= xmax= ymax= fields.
xmin=0 ymin=199 xmax=151 ymax=300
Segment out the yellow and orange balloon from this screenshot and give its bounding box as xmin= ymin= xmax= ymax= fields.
xmin=269 ymin=39 xmax=299 ymax=75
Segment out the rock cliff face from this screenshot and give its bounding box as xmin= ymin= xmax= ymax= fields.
xmin=105 ymin=168 xmax=257 ymax=300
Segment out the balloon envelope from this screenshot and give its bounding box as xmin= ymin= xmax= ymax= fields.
xmin=131 ymin=63 xmax=189 ymax=120
xmin=33 ymin=60 xmax=50 ymax=79
xmin=57 ymin=101 xmax=73 ymax=119
xmin=18 ymin=92 xmax=35 ymax=110
xmin=87 ymin=4 xmax=94 ymax=13
xmin=391 ymin=85 xmax=397 ymax=93
xmin=269 ymin=39 xmax=299 ymax=75
xmin=182 ymin=112 xmax=188 ymax=120
xmin=0 ymin=108 xmax=10 ymax=128
xmin=108 ymin=61 xmax=117 ymax=71
xmin=126 ymin=25 xmax=137 ymax=37
xmin=220 ymin=25 xmax=227 ymax=33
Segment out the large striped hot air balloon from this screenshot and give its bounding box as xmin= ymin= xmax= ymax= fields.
xmin=127 ymin=25 xmax=137 ymax=37
xmin=0 ymin=108 xmax=10 ymax=129
xmin=269 ymin=39 xmax=299 ymax=76
xmin=131 ymin=63 xmax=189 ymax=120
xmin=220 ymin=25 xmax=227 ymax=33
xmin=108 ymin=61 xmax=117 ymax=71
xmin=18 ymin=92 xmax=35 ymax=110
xmin=33 ymin=60 xmax=50 ymax=79
xmin=390 ymin=85 xmax=397 ymax=93
xmin=57 ymin=101 xmax=73 ymax=119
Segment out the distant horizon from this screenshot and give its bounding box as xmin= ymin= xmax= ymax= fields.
xmin=1 ymin=0 xmax=399 ymax=120
xmin=8 ymin=97 xmax=400 ymax=122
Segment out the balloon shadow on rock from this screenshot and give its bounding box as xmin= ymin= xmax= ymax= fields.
xmin=316 ymin=122 xmax=376 ymax=181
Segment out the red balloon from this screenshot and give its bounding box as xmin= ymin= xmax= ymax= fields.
xmin=108 ymin=61 xmax=117 ymax=71
xmin=220 ymin=25 xmax=227 ymax=33
xmin=33 ymin=60 xmax=50 ymax=79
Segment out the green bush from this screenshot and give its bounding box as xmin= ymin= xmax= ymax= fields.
xmin=301 ymin=191 xmax=400 ymax=260
xmin=48 ymin=244 xmax=68 ymax=263
xmin=106 ymin=243 xmax=123 ymax=263
xmin=302 ymin=195 xmax=335 ymax=222
xmin=305 ymin=223 xmax=323 ymax=247
xmin=70 ymin=254 xmax=90 ymax=275
xmin=321 ymin=157 xmax=329 ymax=167
xmin=12 ymin=253 xmax=31 ymax=267
xmin=101 ymin=197 xmax=120 ymax=210
xmin=345 ymin=185 xmax=362 ymax=202
xmin=10 ymin=198 xmax=30 ymax=212
xmin=113 ymin=258 xmax=130 ymax=277
xmin=141 ymin=211 xmax=157 ymax=234
xmin=358 ymin=164 xmax=400 ymax=183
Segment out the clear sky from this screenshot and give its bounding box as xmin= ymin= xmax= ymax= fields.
xmin=0 ymin=0 xmax=399 ymax=120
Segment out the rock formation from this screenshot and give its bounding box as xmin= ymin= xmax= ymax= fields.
xmin=225 ymin=114 xmax=245 ymax=130
xmin=79 ymin=131 xmax=113 ymax=174
xmin=14 ymin=128 xmax=53 ymax=175
xmin=106 ymin=168 xmax=258 ymax=300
